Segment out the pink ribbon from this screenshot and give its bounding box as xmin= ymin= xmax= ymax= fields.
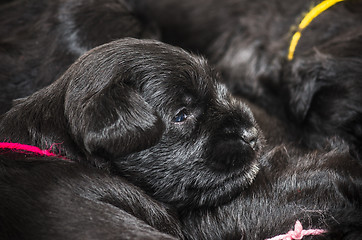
xmin=0 ymin=142 xmax=68 ymax=160
xmin=266 ymin=220 xmax=327 ymax=240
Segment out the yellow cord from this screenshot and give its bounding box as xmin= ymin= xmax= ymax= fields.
xmin=288 ymin=0 xmax=345 ymax=60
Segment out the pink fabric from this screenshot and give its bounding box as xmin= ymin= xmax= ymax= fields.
xmin=0 ymin=142 xmax=61 ymax=158
xmin=266 ymin=220 xmax=327 ymax=240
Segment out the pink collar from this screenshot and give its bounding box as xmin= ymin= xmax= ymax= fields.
xmin=266 ymin=220 xmax=327 ymax=240
xmin=0 ymin=142 xmax=68 ymax=160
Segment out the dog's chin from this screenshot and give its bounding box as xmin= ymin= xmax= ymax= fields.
xmin=182 ymin=159 xmax=260 ymax=209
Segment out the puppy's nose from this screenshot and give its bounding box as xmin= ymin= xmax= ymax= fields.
xmin=223 ymin=125 xmax=258 ymax=149
xmin=241 ymin=127 xmax=258 ymax=149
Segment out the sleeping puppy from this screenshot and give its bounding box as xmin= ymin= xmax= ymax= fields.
xmin=0 ymin=38 xmax=263 ymax=211
xmin=0 ymin=153 xmax=181 ymax=240
xmin=0 ymin=0 xmax=159 ymax=114
xmin=180 ymin=146 xmax=362 ymax=239
xmin=131 ymin=0 xmax=362 ymax=158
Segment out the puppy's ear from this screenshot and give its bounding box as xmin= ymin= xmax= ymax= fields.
xmin=284 ymin=59 xmax=323 ymax=122
xmin=67 ymin=82 xmax=165 ymax=158
xmin=62 ymin=39 xmax=166 ymax=158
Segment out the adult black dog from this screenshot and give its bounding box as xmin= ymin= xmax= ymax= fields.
xmin=1 ymin=38 xmax=361 ymax=239
xmin=0 ymin=37 xmax=262 ymax=214
xmin=131 ymin=0 xmax=362 ymax=158
xmin=0 ymin=0 xmax=159 ymax=114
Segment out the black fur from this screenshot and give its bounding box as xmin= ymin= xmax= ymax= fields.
xmin=1 ymin=1 xmax=361 ymax=237
xmin=0 ymin=38 xmax=262 ymax=210
xmin=1 ymin=38 xmax=361 ymax=239
xmin=0 ymin=153 xmax=181 ymax=240
xmin=180 ymin=146 xmax=362 ymax=239
xmin=131 ymin=0 xmax=362 ymax=158
xmin=0 ymin=0 xmax=159 ymax=114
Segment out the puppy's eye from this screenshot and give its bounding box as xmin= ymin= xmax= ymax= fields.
xmin=173 ymin=108 xmax=189 ymax=123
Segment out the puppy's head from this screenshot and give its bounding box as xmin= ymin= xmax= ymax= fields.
xmin=54 ymin=38 xmax=264 ymax=208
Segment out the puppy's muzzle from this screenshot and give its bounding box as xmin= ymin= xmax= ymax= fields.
xmin=224 ymin=125 xmax=259 ymax=150
xmin=207 ymin=120 xmax=261 ymax=172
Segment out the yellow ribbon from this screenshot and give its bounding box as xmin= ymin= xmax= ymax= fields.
xmin=288 ymin=0 xmax=345 ymax=60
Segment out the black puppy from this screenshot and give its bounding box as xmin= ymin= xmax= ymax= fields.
xmin=132 ymin=0 xmax=362 ymax=158
xmin=0 ymin=38 xmax=263 ymax=211
xmin=0 ymin=152 xmax=181 ymax=240
xmin=0 ymin=0 xmax=159 ymax=114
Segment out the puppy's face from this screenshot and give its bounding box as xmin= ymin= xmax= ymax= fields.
xmin=62 ymin=39 xmax=263 ymax=209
